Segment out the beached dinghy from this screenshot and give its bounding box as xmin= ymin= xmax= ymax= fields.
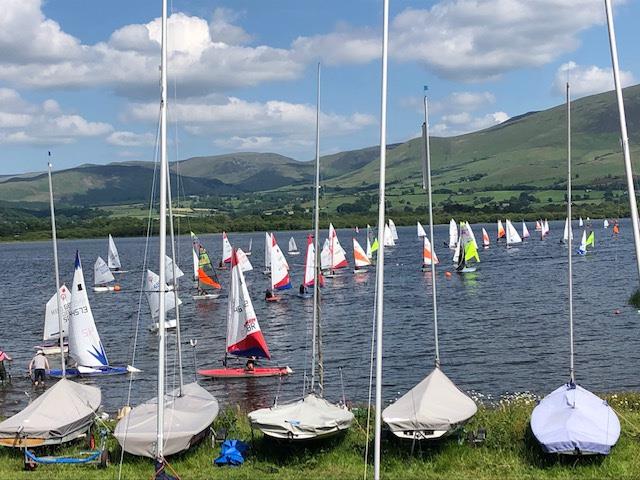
xmin=198 ymin=249 xmax=291 ymax=378
xmin=250 ymin=70 xmax=352 ymax=439
xmin=108 ymin=234 xmax=127 ymax=273
xmin=93 ymin=256 xmax=120 ymax=292
xmin=530 ymin=83 xmax=620 ymax=456
xmin=384 ymin=96 xmax=477 ymax=440
xmin=49 ymin=252 xmax=131 ymax=377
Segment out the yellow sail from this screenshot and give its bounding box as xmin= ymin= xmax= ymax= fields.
xmin=464 ymin=240 xmax=480 ymax=263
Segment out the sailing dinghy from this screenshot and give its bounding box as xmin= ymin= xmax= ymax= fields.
xmin=263 ymin=232 xmax=272 ymax=275
xmin=193 ymin=243 xmax=222 ymax=300
xmin=249 ymin=69 xmax=353 ymax=439
xmin=220 ymin=231 xmax=233 ymax=269
xmin=505 ymin=219 xmax=522 ymax=248
xmin=455 ymin=233 xmax=480 ymax=273
xmin=49 ymin=252 xmax=131 ymax=377
xmin=245 ymin=238 xmax=253 ymax=256
xmin=145 ymin=269 xmax=179 ymax=331
xmin=268 ymin=234 xmax=292 ymax=301
xmin=108 ymin=234 xmax=127 ymax=273
xmin=93 ymin=256 xmax=120 ymax=292
xmin=35 ymin=285 xmax=70 ymax=355
xmin=388 ymin=218 xmax=399 ymax=241
xmin=288 ymin=236 xmax=300 ymax=255
xmin=448 ymin=219 xmax=458 ymax=249
xmin=604 ymin=219 xmax=610 ymax=229
xmin=198 ymin=249 xmax=291 ymax=378
xmin=383 ymin=95 xmax=477 ymax=440
xmin=561 ymin=218 xmax=573 ymax=244
xmin=383 ymin=223 xmax=396 ymax=247
xmin=481 ymin=228 xmax=490 ymax=249
xmin=299 ymin=235 xmax=322 ymax=298
xmin=353 ymin=238 xmax=372 ymax=273
xmin=323 ymin=224 xmax=349 ymax=277
xmin=497 ymin=219 xmax=506 ymax=241
xmin=417 ymin=221 xmax=427 ymax=238
xmin=531 ymin=83 xmax=620 ymax=455
xmin=522 ymin=221 xmax=530 ymax=240
xmin=421 ymin=236 xmax=439 ymax=272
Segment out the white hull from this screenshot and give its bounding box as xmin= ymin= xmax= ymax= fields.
xmin=148 ymin=319 xmax=177 ymax=332
xmin=93 ymin=285 xmax=115 ymax=292
xmin=389 ymin=429 xmax=450 ymax=440
xmin=457 ymin=267 xmax=477 ymax=273
xmin=353 ymin=268 xmax=369 ymax=274
xmin=193 ymin=293 xmax=222 ymax=300
xmin=111 ymin=270 xmax=128 ymax=274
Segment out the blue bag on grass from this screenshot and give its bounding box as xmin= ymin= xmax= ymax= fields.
xmin=214 ymin=439 xmax=249 ymax=466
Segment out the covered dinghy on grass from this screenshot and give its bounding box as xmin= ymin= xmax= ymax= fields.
xmin=248 ymin=393 xmax=353 ymax=440
xmin=382 ymin=367 xmax=477 ymax=440
xmin=530 ymin=383 xmax=620 ymax=455
xmin=114 ymin=382 xmax=219 ymax=457
xmin=0 ymin=378 xmax=101 ymax=447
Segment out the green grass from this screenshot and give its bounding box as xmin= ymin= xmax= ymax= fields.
xmin=2 ymin=393 xmax=640 ymax=479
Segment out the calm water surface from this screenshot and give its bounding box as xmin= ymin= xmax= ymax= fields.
xmin=1 ymin=220 xmax=639 ymax=416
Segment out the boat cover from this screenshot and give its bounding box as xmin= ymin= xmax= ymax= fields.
xmin=0 ymin=378 xmax=101 ymax=446
xmin=382 ymin=367 xmax=477 ymax=436
xmin=248 ymin=393 xmax=354 ymax=440
xmin=114 ymin=382 xmax=219 ymax=458
xmin=530 ymin=383 xmax=620 ymax=454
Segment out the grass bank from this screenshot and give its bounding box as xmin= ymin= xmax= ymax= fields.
xmin=1 ymin=393 xmax=640 ymax=479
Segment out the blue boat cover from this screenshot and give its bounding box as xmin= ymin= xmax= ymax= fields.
xmin=531 ymin=383 xmax=620 ymax=454
xmin=214 ymin=439 xmax=248 ymax=466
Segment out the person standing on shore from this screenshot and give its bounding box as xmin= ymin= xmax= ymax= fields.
xmin=0 ymin=348 xmax=12 ymax=384
xmin=28 ymin=351 xmax=49 ymax=387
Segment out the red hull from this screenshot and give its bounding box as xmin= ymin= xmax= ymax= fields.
xmin=198 ymin=367 xmax=291 ymax=378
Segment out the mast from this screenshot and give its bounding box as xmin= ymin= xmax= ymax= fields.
xmin=374 ymin=0 xmax=389 ymax=478
xmin=156 ymin=0 xmax=168 ymax=464
xmin=604 ymin=0 xmax=640 ymax=282
xmin=566 ymin=83 xmax=575 ymax=384
xmin=311 ymin=62 xmax=323 ymax=394
xmin=47 ymin=159 xmax=65 ymax=377
xmin=422 ymin=95 xmax=439 ymax=367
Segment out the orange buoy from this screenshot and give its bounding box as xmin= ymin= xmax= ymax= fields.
xmin=445 ymin=271 xmax=452 ymax=278
xmin=114 ymin=284 xmax=122 ymax=292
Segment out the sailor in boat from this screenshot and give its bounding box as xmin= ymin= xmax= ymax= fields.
xmin=0 ymin=348 xmax=12 ymax=385
xmin=28 ymin=350 xmax=49 ymax=387
xmin=245 ymin=357 xmax=256 ymax=372
xmin=265 ymin=289 xmax=274 ymax=301
xmin=299 ymin=284 xmax=309 ymax=296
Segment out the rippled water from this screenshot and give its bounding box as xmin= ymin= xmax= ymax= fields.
xmin=1 ymin=220 xmax=639 ymax=417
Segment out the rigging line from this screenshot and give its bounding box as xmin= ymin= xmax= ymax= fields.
xmin=362 ymin=267 xmax=379 ymax=480
xmin=118 ymin=104 xmax=163 ymax=480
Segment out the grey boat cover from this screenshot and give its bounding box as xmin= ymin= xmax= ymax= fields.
xmin=248 ymin=393 xmax=354 ymax=440
xmin=531 ymin=383 xmax=620 ymax=454
xmin=0 ymin=378 xmax=101 ymax=446
xmin=114 ymin=382 xmax=219 ymax=458
xmin=382 ymin=367 xmax=477 ymax=436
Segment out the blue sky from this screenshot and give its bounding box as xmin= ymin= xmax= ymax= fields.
xmin=0 ymin=0 xmax=638 ymax=174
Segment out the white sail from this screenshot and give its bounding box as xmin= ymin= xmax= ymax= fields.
xmin=506 ymin=219 xmax=522 ymax=245
xmin=452 ymin=240 xmax=460 ymax=264
xmin=94 ymin=256 xmax=115 ymax=286
xmin=353 ymin=238 xmax=371 ymax=268
xmin=522 ymin=221 xmax=530 ymax=239
xmin=448 ymin=219 xmax=458 ymax=248
xmin=107 ymin=234 xmax=121 ymax=270
xmin=417 ymin=221 xmax=427 ymax=238
xmin=577 ymin=230 xmax=587 ymax=255
xmin=604 ymin=219 xmax=610 ymax=228
xmin=164 ymin=255 xmax=184 ymax=284
xmin=464 ymin=222 xmax=478 ymax=248
xmin=264 ymin=232 xmax=272 ymax=270
xmin=288 ymin=237 xmax=298 ymax=253
xmin=222 ymin=232 xmax=232 ymax=264
xmin=271 ymin=236 xmax=291 ymax=290
xmin=43 ymin=285 xmax=71 ymax=341
xmin=422 ymin=237 xmax=439 ymax=266
xmin=563 ymin=218 xmax=573 ymax=242
xmin=388 ymin=218 xmax=399 ymax=240
xmin=579 ymin=217 xmax=584 ymax=227
xmin=366 ymin=236 xmax=372 ymax=259
xmin=481 ymin=228 xmax=490 ymax=247
xmin=383 ymin=223 xmax=395 ymax=247
xmin=68 ymin=252 xmax=108 ymax=368
xmin=320 ymin=238 xmax=331 ymax=271
xmin=145 ymin=269 xmax=181 ymax=319
xmin=303 ymin=237 xmax=316 ymax=286
xmin=329 ymin=223 xmax=348 ymax=268
xmin=192 ymin=247 xmax=199 ymax=281
xmin=236 ymin=248 xmax=253 ymax=272
xmin=271 ymin=234 xmax=289 ymax=269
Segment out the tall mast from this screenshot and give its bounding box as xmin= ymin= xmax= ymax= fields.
xmin=604 ymin=0 xmax=640 ymax=282
xmin=422 ymin=95 xmax=439 ymax=368
xmin=566 ymin=83 xmax=575 ymax=384
xmin=311 ymin=62 xmax=322 ymax=394
xmin=156 ymin=0 xmax=168 ymax=464
xmin=374 ymin=0 xmax=389 ymax=478
xmin=47 ymin=159 xmax=65 ymax=377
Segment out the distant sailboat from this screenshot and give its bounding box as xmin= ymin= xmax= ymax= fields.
xmin=108 ymin=234 xmax=127 ymax=273
xmin=268 ymin=234 xmax=292 ymax=301
xmin=604 ymin=219 xmax=610 ymax=229
xmin=190 ymin=231 xmax=200 ymax=281
xmin=288 ymin=236 xmax=300 ymax=255
xmin=383 ymin=223 xmax=395 ymax=247
xmin=221 ymin=231 xmax=232 ymax=267
xmin=193 ymin=245 xmax=222 ymax=300
xmin=530 ymin=82 xmax=620 ymax=455
xmin=456 ymin=232 xmax=480 ymax=273
xmin=535 ymin=220 xmax=542 ymax=232
xmin=481 ymin=228 xmax=490 ymax=249
xmin=613 ymin=222 xmax=620 ymax=235
xmin=544 ymin=219 xmax=550 ymax=236
xmin=417 ymin=221 xmax=427 ymax=238
xmin=325 ymin=224 xmax=349 ymax=276
xmin=245 ymin=237 xmax=253 ymax=256
xmin=93 ymin=256 xmax=120 ymax=292
xmin=522 ymin=221 xmax=530 ymax=240
xmin=448 ymin=219 xmax=458 ymax=249
xmin=579 ymin=216 xmax=584 ymax=227
xmin=497 ymin=219 xmax=506 ymax=241
xmin=145 ymin=269 xmax=179 ymax=331
xmin=353 ymin=238 xmax=372 ymax=273
xmin=198 ymin=249 xmax=291 ymax=378
xmin=421 ymin=236 xmax=439 ymax=272
xmin=299 ymin=235 xmax=321 ymax=298
xmin=505 ymin=219 xmax=522 ymax=247
xmin=388 ymin=218 xmax=399 ymax=240
xmin=263 ymin=232 xmax=272 ymax=275
xmin=562 ymin=218 xmax=573 ymax=244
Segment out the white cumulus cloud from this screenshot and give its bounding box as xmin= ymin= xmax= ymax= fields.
xmin=553 ymin=61 xmax=636 ymax=97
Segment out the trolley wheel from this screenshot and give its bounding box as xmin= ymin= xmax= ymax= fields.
xmin=99 ymin=449 xmax=110 ymax=469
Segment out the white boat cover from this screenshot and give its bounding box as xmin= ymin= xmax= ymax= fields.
xmin=382 ymin=367 xmax=477 ymax=437
xmin=248 ymin=393 xmax=354 ymax=440
xmin=530 ymin=383 xmax=620 ymax=455
xmin=114 ymin=382 xmax=219 ymax=458
xmin=0 ymin=378 xmax=101 ymax=446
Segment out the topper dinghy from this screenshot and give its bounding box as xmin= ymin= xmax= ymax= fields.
xmin=108 ymin=234 xmax=127 ymax=273
xmin=93 ymin=256 xmax=120 ymax=292
xmin=353 ymin=238 xmax=372 ymax=273
xmin=288 ymin=236 xmax=300 ymax=255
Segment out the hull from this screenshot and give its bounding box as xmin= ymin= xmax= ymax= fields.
xmin=111 ymin=270 xmax=128 ymax=274
xmin=34 ymin=341 xmax=69 ymax=356
xmin=93 ymin=285 xmax=116 ymax=293
xmin=193 ymin=293 xmax=222 ymax=300
xmin=297 ymin=292 xmax=313 ymax=299
xmin=265 ymin=296 xmax=282 ymax=303
xmin=198 ymin=366 xmax=292 ymax=378
xmin=456 ymin=267 xmax=477 ymax=273
xmin=354 ymin=268 xmax=369 ymax=274
xmin=288 ymin=251 xmax=300 ymax=256
xmin=48 ymin=365 xmax=129 ymax=378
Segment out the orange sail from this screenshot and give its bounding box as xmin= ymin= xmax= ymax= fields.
xmin=613 ymin=223 xmax=620 ymax=234
xmin=198 ymin=268 xmax=221 ymax=289
xmin=422 ymin=237 xmax=439 ymax=265
xmin=497 ymin=220 xmax=506 ymax=239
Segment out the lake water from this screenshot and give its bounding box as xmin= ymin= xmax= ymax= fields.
xmin=1 ymin=220 xmax=639 ymax=417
